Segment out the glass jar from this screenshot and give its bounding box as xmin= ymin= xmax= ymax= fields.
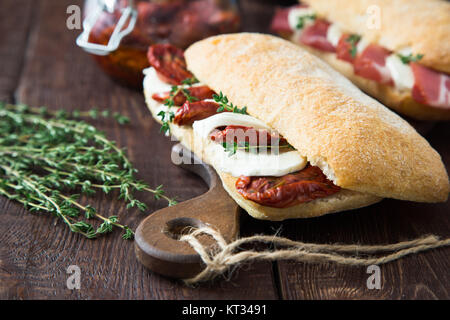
xmin=77 ymin=0 xmax=241 ymax=88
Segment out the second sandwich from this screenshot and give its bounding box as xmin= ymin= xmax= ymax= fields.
xmin=271 ymin=0 xmax=450 ymax=120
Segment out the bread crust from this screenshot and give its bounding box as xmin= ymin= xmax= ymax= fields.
xmin=184 ymin=33 xmax=449 ymax=202
xmin=302 ymin=0 xmax=450 ymax=74
xmin=144 ymin=90 xmax=382 ymax=220
xmin=296 ymin=43 xmax=450 ymax=121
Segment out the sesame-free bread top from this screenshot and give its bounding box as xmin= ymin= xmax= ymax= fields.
xmin=296 ymin=43 xmax=450 ymax=121
xmin=302 ymin=0 xmax=450 ymax=74
xmin=184 ymin=33 xmax=449 ymax=202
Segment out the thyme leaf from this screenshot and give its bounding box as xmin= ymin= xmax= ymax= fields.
xmin=345 ymin=34 xmax=361 ymax=58
xmin=397 ymin=53 xmax=424 ymax=64
xmin=296 ymin=14 xmax=316 ymax=30
xmin=159 ymin=77 xmax=199 ymax=134
xmin=213 ymin=92 xmax=248 ymax=115
xmin=221 ymin=141 xmax=294 ymax=157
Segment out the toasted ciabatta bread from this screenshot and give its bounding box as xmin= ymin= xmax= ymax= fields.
xmin=302 ymin=0 xmax=450 ymax=74
xmin=296 ymin=45 xmax=450 ymax=121
xmin=144 ymin=33 xmax=449 ymax=220
xmin=279 ymin=0 xmax=450 ymax=120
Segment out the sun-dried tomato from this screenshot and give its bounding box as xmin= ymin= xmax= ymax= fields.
xmin=173 ymin=101 xmax=226 ymax=126
xmin=152 ymin=86 xmax=215 ymax=106
xmin=210 ymin=125 xmax=288 ymax=147
xmin=147 ymin=43 xmax=193 ymax=85
xmin=235 ymin=166 xmax=340 ymax=208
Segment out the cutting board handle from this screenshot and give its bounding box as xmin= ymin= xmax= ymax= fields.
xmin=135 ymin=144 xmax=240 ymax=279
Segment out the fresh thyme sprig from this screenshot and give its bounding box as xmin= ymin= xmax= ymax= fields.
xmin=0 ymin=102 xmax=177 ymax=240
xmin=2 ymin=103 xmax=130 ymax=124
xmin=157 ymin=110 xmax=175 ymax=135
xmin=222 ymin=141 xmax=294 ymax=156
xmin=181 ymin=77 xmax=199 ymax=86
xmin=397 ymin=53 xmax=424 ymax=64
xmin=213 ymin=92 xmax=248 ymax=115
xmin=163 ymin=82 xmax=199 ymax=108
xmin=296 ymin=13 xmax=316 ymax=30
xmin=345 ymin=34 xmax=361 ymax=58
xmin=157 ymin=77 xmax=199 ymax=134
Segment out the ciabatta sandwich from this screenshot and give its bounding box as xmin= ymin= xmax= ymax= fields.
xmin=271 ymin=0 xmax=450 ymax=120
xmin=143 ymin=33 xmax=449 ymax=221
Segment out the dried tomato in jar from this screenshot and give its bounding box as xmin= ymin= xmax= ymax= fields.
xmin=77 ymin=0 xmax=241 ymax=88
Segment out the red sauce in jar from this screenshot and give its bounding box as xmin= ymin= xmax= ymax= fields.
xmin=86 ymin=0 xmax=240 ymax=88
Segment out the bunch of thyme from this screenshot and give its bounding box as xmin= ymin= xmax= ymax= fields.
xmin=0 ymin=102 xmax=177 ymax=240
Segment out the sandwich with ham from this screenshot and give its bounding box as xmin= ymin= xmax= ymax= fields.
xmin=143 ymin=33 xmax=449 ymax=221
xmin=271 ymin=0 xmax=450 ymax=120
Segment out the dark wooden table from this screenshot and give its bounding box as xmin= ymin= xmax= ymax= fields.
xmin=0 ymin=0 xmax=448 ymax=300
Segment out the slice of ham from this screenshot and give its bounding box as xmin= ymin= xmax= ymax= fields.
xmin=411 ymin=63 xmax=450 ymax=109
xmin=270 ymin=4 xmax=307 ymax=34
xmin=299 ymin=19 xmax=335 ymax=53
xmin=270 ymin=7 xmax=293 ymax=34
xmin=353 ymin=44 xmax=393 ymax=85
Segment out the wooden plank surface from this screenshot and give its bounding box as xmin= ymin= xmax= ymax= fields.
xmin=0 ymin=0 xmax=35 ymax=103
xmin=0 ymin=0 xmax=448 ymax=300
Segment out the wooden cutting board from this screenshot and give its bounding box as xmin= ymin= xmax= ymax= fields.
xmin=134 ymin=143 xmax=240 ymax=279
xmin=133 ymin=118 xmax=435 ymax=280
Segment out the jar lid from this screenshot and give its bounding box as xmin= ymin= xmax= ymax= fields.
xmin=76 ymin=0 xmax=138 ymax=56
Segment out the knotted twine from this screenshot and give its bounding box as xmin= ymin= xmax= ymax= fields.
xmin=179 ymin=226 xmax=450 ymax=285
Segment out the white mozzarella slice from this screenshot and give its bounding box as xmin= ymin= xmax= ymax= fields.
xmin=287 ymin=7 xmax=316 ymax=31
xmin=209 ymin=143 xmax=307 ymax=177
xmin=193 ymin=113 xmax=307 ymax=177
xmin=326 ymin=24 xmax=342 ymax=47
xmin=192 ymin=112 xmax=271 ymax=139
xmin=385 ymin=54 xmax=415 ymax=90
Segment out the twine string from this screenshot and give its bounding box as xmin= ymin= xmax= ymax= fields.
xmin=179 ymin=226 xmax=450 ymax=285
